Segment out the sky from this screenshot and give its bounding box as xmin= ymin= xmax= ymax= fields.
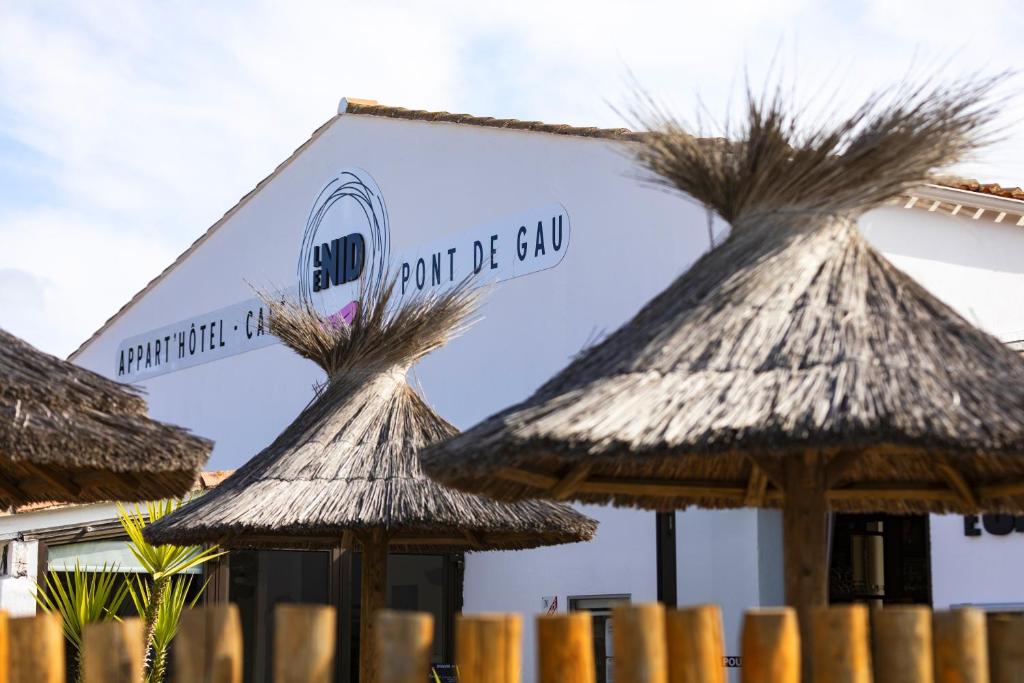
xmin=1 ymin=0 xmax=1023 ymax=358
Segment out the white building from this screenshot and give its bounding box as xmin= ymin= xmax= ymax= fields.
xmin=7 ymin=99 xmax=1024 ymax=682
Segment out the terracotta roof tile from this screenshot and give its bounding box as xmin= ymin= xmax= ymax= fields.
xmin=344 ymin=101 xmax=642 ymax=140
xmin=934 ymin=176 xmax=1024 ymax=201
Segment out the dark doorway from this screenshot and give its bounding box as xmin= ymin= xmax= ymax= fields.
xmin=828 ymin=514 xmax=932 ymax=606
xmin=345 ymin=553 xmax=463 ymax=683
xmin=229 ymin=550 xmax=331 ymax=683
xmin=227 ymin=549 xmax=462 ymax=683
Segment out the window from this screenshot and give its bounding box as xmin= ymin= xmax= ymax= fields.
xmin=829 ymin=514 xmax=931 ymax=606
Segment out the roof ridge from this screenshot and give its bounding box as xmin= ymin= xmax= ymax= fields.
xmin=344 ymin=101 xmax=642 ymax=141
xmin=68 ymin=114 xmax=341 ymax=361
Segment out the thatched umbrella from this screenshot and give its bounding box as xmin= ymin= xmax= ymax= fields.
xmin=144 ymin=281 xmax=597 ymax=683
xmin=0 ymin=327 xmax=212 ymax=504
xmin=421 ymin=80 xmax=1024 ymax=640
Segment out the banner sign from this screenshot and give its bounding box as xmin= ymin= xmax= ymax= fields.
xmin=116 ymin=168 xmax=570 ymax=380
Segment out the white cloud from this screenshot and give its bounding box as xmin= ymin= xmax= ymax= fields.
xmin=0 ymin=207 xmax=177 ymax=355
xmin=0 ymin=0 xmax=1021 ymax=356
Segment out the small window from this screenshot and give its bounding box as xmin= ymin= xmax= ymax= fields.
xmin=569 ymin=594 xmax=630 ymax=683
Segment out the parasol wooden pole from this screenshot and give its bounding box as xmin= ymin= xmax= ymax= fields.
xmin=782 ymin=450 xmax=829 ymax=679
xmin=360 ymin=529 xmax=390 ymax=683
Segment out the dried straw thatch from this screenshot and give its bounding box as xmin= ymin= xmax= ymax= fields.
xmin=0 ymin=328 xmax=212 ymax=504
xmin=144 ymin=281 xmax=597 ymax=552
xmin=422 ymin=78 xmax=1024 ymax=517
xmin=144 ymin=278 xmax=596 ymax=683
xmin=420 ymin=78 xmax=1024 ymax=644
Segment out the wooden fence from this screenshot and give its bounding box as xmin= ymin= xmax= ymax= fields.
xmin=0 ymin=602 xmax=1021 ymax=682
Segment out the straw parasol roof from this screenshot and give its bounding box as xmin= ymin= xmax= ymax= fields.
xmin=0 ymin=327 xmax=213 ymax=504
xmin=145 ymin=278 xmax=595 ymax=683
xmin=144 ymin=281 xmax=596 ymax=553
xmin=421 ymin=79 xmax=1024 ymax=515
xmin=420 ymin=78 xmax=1022 ymax=652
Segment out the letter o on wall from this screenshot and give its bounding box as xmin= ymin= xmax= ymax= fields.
xmin=982 ymin=514 xmax=1016 ymax=535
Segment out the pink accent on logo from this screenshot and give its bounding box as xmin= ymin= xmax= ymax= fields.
xmin=326 ymin=301 xmax=359 ymax=328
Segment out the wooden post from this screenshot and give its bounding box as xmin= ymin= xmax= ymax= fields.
xmin=537 ymin=612 xmax=595 ymax=683
xmin=741 ymin=608 xmax=800 ymax=683
xmin=203 ymin=552 xmax=231 ymax=605
xmin=933 ymin=609 xmax=988 ymax=683
xmin=360 ymin=530 xmax=389 ymax=683
xmin=377 ymin=611 xmax=434 ymax=683
xmin=174 ymin=604 xmax=243 ymax=683
xmin=611 ymin=603 xmax=667 ymax=683
xmin=328 ymin=543 xmax=345 ymax=683
xmin=782 ymin=451 xmax=829 ymax=679
xmin=82 ymin=618 xmax=144 ymax=683
xmin=872 ymin=606 xmax=932 ymax=683
xmin=274 ymin=604 xmax=337 ymax=683
xmin=455 ymin=613 xmax=522 ymax=683
xmin=988 ymin=613 xmax=1024 ymax=683
xmin=0 ymin=611 xmax=9 ymax=683
xmin=9 ymin=613 xmax=64 ymax=683
xmin=665 ymin=605 xmax=724 ymax=683
xmin=811 ymin=605 xmax=870 ymax=683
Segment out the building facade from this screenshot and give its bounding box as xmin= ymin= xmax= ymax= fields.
xmin=7 ymin=100 xmax=1024 ymax=681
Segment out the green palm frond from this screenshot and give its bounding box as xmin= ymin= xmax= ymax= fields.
xmin=34 ymin=561 xmax=129 ymax=649
xmin=130 ymin=573 xmax=208 ymax=683
xmin=128 ymin=574 xmax=206 ymax=652
xmin=117 ymin=501 xmax=225 ymax=580
xmin=118 ymin=498 xmax=222 ymax=683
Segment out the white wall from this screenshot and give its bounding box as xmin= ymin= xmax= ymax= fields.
xmin=74 ymin=114 xmax=713 ymax=470
xmin=930 ymin=514 xmax=1024 ymax=609
xmin=465 ymin=504 xmax=657 ymax=680
xmin=861 ymin=206 xmax=1024 ymax=341
xmin=0 ymin=541 xmax=40 ymax=617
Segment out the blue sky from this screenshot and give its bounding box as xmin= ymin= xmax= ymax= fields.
xmin=2 ymin=0 xmax=1022 ymax=357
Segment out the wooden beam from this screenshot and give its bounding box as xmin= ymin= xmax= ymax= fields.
xmin=462 ymin=530 xmax=484 ymax=547
xmin=980 ymin=480 xmax=1024 ymax=500
xmin=24 ymin=463 xmax=81 ymax=499
xmin=496 ymin=467 xmax=558 ymax=490
xmin=388 ymin=537 xmax=480 ymax=546
xmin=824 ymin=451 xmax=862 ymax=489
xmin=577 ymin=478 xmax=747 ymax=500
xmin=550 ymin=462 xmax=593 ymax=500
xmin=745 ymin=454 xmax=785 ymax=492
xmin=0 ymin=473 xmax=25 ymax=503
xmin=745 ymin=464 xmax=769 ymax=506
xmin=828 ymin=487 xmax=959 ymax=503
xmin=937 ymin=462 xmax=978 ymax=509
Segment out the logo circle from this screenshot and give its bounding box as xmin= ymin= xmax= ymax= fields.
xmin=297 ymin=169 xmax=390 ymax=316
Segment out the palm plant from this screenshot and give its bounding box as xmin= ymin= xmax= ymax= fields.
xmin=34 ymin=561 xmax=130 ymax=683
xmin=117 ymin=500 xmax=224 ymax=681
xmin=129 ymin=574 xmax=204 ymax=683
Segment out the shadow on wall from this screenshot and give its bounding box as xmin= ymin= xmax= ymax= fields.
xmin=860 ymin=207 xmax=1024 ymax=275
